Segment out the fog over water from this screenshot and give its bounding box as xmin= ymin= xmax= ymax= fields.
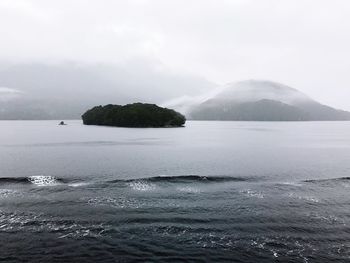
xmin=0 ymin=0 xmax=350 ymax=114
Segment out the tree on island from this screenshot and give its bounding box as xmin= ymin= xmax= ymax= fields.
xmin=82 ymin=103 xmax=186 ymax=128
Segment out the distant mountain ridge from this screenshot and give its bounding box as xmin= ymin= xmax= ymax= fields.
xmin=188 ymin=80 xmax=350 ymax=121
xmin=0 ymin=62 xmax=214 ymax=120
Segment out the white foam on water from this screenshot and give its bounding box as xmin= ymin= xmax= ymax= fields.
xmin=0 ymin=189 xmax=19 ymax=198
xmin=279 ymin=182 xmax=303 ymax=187
xmin=341 ymin=182 xmax=350 ymax=188
xmin=57 ymin=224 xmax=108 ymax=239
xmin=308 ymin=212 xmax=345 ymax=225
xmin=68 ymin=182 xmax=91 ymax=188
xmin=128 ymin=181 xmax=156 ymax=191
xmin=0 ymin=211 xmax=41 ymax=231
xmin=288 ymin=193 xmax=319 ymax=203
xmin=87 ymin=196 xmax=142 ymax=209
xmin=240 ymin=189 xmax=264 ymax=199
xmin=0 ymin=210 xmax=109 ymax=239
xmin=303 ymin=196 xmax=319 ymax=203
xmin=28 ymin=175 xmax=61 ymax=186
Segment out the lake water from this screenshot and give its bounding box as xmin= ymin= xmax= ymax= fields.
xmin=0 ymin=120 xmax=349 ymax=262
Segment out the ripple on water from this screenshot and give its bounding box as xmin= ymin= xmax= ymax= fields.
xmin=0 ymin=210 xmax=110 ymax=239
xmin=0 ymin=189 xmax=20 ymax=198
xmin=240 ymin=189 xmax=264 ymax=199
xmin=87 ymin=196 xmax=143 ymax=209
xmin=176 ymin=186 xmax=201 ymax=193
xmin=288 ymin=193 xmax=320 ymax=203
xmin=307 ymin=212 xmax=346 ymax=225
xmin=278 ymin=182 xmax=303 ymax=187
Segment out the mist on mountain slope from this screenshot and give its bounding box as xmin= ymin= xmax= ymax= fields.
xmin=1 ymin=67 xmax=350 ymax=121
xmin=162 ymin=80 xmax=312 ymax=115
xmin=214 ymin=80 xmax=312 ymax=105
xmin=166 ymin=80 xmax=350 ymax=121
xmin=0 ymin=87 xmax=22 ymax=102
xmin=0 ymin=61 xmax=214 ymax=119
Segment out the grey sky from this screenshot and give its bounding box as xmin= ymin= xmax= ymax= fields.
xmin=1 ymin=0 xmax=349 ymax=110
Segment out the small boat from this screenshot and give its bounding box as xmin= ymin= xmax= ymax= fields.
xmin=58 ymin=121 xmax=67 ymax=125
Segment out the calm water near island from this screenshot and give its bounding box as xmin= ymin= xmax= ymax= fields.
xmin=0 ymin=120 xmax=350 ymax=262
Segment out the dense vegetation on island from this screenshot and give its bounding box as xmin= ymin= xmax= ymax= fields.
xmin=82 ymin=103 xmax=186 ymax=127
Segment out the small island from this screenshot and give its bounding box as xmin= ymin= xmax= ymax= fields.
xmin=82 ymin=103 xmax=186 ymax=128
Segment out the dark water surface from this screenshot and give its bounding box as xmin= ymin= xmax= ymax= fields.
xmin=0 ymin=120 xmax=349 ymax=262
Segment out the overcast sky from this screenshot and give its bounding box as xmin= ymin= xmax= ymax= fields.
xmin=0 ymin=0 xmax=349 ymax=110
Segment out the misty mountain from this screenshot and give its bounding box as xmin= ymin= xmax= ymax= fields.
xmin=0 ymin=62 xmax=214 ymax=120
xmin=188 ymin=80 xmax=350 ymax=121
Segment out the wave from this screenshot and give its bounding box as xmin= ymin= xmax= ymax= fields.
xmin=0 ymin=177 xmax=30 ymax=184
xmin=111 ymin=175 xmax=251 ymax=184
xmin=304 ymin=177 xmax=350 ymax=183
xmin=0 ymin=175 xmax=65 ymax=186
xmin=0 ymin=175 xmax=251 ymax=188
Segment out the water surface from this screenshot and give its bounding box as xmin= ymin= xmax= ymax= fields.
xmin=0 ymin=120 xmax=349 ymax=262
